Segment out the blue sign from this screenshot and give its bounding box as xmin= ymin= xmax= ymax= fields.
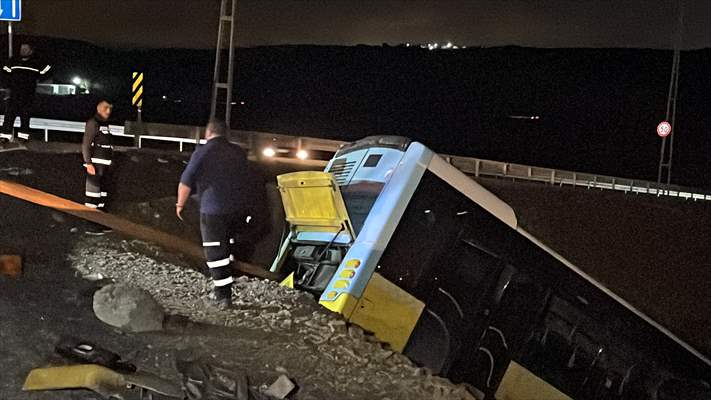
xmin=0 ymin=0 xmax=21 ymax=21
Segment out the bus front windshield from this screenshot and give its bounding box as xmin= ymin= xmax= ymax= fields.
xmin=340 ymin=181 xmax=385 ymax=236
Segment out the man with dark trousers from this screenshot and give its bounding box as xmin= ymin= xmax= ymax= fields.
xmin=82 ymin=100 xmax=114 ymax=234
xmin=176 ymin=118 xmax=259 ymax=309
xmin=1 ymin=43 xmax=51 ymax=143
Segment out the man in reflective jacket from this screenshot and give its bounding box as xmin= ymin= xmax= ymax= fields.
xmin=82 ymin=100 xmax=114 ymax=222
xmin=1 ymin=43 xmax=51 ymax=142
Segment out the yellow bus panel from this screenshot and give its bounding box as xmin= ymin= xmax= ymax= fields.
xmin=495 ymin=361 xmax=572 ymax=400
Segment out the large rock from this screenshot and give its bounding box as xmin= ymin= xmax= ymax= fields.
xmin=93 ymin=284 xmax=164 ymax=332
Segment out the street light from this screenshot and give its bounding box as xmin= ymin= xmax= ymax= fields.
xmin=72 ymin=76 xmax=82 ymax=86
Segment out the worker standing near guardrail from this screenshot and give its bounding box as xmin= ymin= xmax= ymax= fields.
xmin=0 ymin=43 xmax=51 ymax=143
xmin=176 ymin=118 xmax=260 ymax=310
xmin=82 ymin=100 xmax=114 ymax=234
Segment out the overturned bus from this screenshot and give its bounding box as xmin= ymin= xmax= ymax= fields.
xmin=270 ymin=136 xmax=711 ymax=399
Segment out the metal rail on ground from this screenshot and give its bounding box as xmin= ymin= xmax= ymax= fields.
xmin=2 ymin=115 xmax=710 ymax=202
xmin=0 ymin=179 xmax=281 ymax=280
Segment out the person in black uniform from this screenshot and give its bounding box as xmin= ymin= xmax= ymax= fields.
xmin=82 ymin=100 xmax=114 ymax=230
xmin=176 ymin=118 xmax=261 ymax=309
xmin=1 ymin=43 xmax=51 ymax=143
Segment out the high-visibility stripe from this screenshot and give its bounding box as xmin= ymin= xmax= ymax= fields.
xmin=229 ymin=238 xmax=235 ymax=244
xmin=132 ymin=86 xmax=143 ymax=106
xmin=132 ymin=73 xmax=144 ymax=92
xmin=100 ymin=192 xmax=108 ymax=197
xmin=98 ymin=144 xmax=113 ymax=149
xmin=0 ymin=133 xmax=12 ymax=139
xmin=91 ymin=158 xmax=112 ymax=165
xmin=39 ymin=65 xmax=51 ymax=75
xmin=202 ymin=241 xmax=220 ymax=247
xmin=246 ymin=215 xmax=252 ymax=223
xmin=17 ymin=132 xmax=29 ymax=139
xmin=97 ymin=203 xmax=106 ymax=208
xmin=213 ymin=276 xmax=234 ymax=287
xmin=84 ymin=203 xmax=98 ymax=208
xmin=85 ymin=191 xmax=101 ymax=198
xmin=10 ymin=66 xmax=40 ymax=72
xmin=207 ymin=258 xmax=231 ymax=268
xmin=3 ymin=66 xmax=11 ymax=73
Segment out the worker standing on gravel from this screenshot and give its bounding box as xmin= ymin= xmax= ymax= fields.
xmin=176 ymin=118 xmax=259 ymax=309
xmin=82 ymin=100 xmax=115 ymax=234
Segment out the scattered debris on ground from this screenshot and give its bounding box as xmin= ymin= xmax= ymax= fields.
xmin=0 ymin=255 xmax=22 ymax=278
xmin=69 ymin=236 xmax=478 ymax=399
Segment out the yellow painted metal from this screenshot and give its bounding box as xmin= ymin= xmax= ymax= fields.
xmin=132 ymin=72 xmax=144 ymax=107
xmin=23 ymin=365 xmax=129 ymax=398
xmin=320 ymin=291 xmax=359 ymax=318
xmin=348 ymin=273 xmax=425 ymax=352
xmin=495 ymin=361 xmax=572 ymax=400
xmin=277 ymin=171 xmax=354 ymax=237
xmin=280 ymin=272 xmax=295 ymax=288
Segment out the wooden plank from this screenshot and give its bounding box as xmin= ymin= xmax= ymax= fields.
xmin=0 ymin=179 xmax=281 ymax=281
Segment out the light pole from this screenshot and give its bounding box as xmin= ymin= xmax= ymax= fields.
xmin=657 ymin=0 xmax=685 ymax=191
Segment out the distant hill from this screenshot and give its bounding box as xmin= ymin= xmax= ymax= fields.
xmin=2 ymin=35 xmax=710 ymax=187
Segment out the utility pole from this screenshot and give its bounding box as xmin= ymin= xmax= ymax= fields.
xmin=657 ymin=1 xmax=684 ymax=191
xmin=210 ymin=0 xmax=237 ymax=129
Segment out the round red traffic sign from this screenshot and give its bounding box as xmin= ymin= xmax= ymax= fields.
xmin=657 ymin=121 xmax=672 ymax=138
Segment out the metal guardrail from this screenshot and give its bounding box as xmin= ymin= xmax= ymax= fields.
xmin=443 ymin=155 xmax=711 ymax=201
xmin=2 ymin=115 xmax=710 ymax=202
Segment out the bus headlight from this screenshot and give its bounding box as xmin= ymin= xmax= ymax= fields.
xmin=296 ymin=149 xmax=309 ymax=160
xmin=262 ymin=147 xmax=276 ymax=157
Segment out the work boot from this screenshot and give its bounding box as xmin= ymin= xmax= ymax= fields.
xmin=216 ymin=298 xmax=233 ymax=310
xmin=205 ymin=295 xmax=233 ymax=310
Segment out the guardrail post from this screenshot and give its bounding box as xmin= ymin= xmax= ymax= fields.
xmin=550 ymin=170 xmax=555 ymax=184
xmin=474 ymin=159 xmax=480 ymax=177
xmin=44 ymin=129 xmax=48 ymax=143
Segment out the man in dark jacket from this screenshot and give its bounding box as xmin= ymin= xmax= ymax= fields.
xmin=1 ymin=43 xmax=51 ymax=142
xmin=176 ymin=118 xmax=260 ymax=309
xmin=82 ymin=100 xmax=114 ymax=235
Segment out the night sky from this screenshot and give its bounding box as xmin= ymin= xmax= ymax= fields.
xmin=16 ymin=0 xmax=711 ymax=49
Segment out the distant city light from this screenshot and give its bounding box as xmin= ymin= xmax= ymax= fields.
xmin=414 ymin=42 xmax=463 ymax=51
xmin=262 ymin=147 xmax=276 ymax=157
xmin=296 ymin=149 xmax=309 ymax=160
xmin=508 ymin=115 xmax=541 ymax=120
xmin=72 ymin=76 xmax=82 ymax=85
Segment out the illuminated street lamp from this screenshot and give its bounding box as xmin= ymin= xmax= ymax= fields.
xmin=72 ymin=76 xmax=82 ymax=85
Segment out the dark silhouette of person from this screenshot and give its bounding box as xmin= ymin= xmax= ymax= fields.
xmin=1 ymin=43 xmax=51 ymax=143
